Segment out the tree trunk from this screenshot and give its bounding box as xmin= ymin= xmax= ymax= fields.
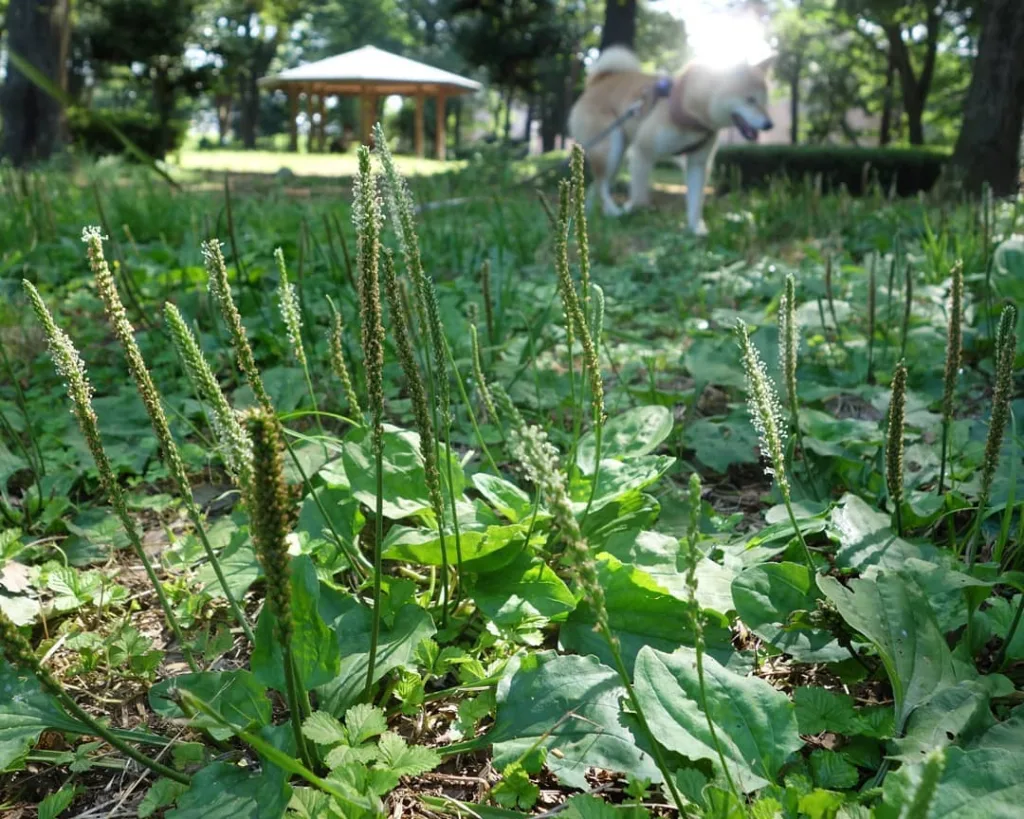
xmin=879 ymin=49 xmax=895 ymax=146
xmin=523 ymin=97 xmax=534 ymax=148
xmin=600 ymin=0 xmax=637 ymax=51
xmin=949 ymin=0 xmax=1024 ymax=196
xmin=503 ymin=89 xmax=513 ymax=141
xmin=789 ymin=55 xmax=801 ymax=144
xmin=885 ymin=12 xmax=940 ymax=146
xmin=1 ymin=0 xmax=69 ymax=166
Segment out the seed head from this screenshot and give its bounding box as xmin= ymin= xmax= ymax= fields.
xmin=737 ymin=321 xmax=789 ymax=494
xmin=203 ymin=238 xmax=275 ymax=417
xmin=274 ymin=247 xmax=307 ymax=369
xmin=244 ymin=409 xmax=294 ymax=644
xmin=164 ymin=303 xmax=253 ymax=487
xmin=779 ymin=274 xmax=799 ymax=413
xmin=569 ymin=145 xmax=592 ymax=312
xmin=979 ymin=304 xmax=1018 ymax=503
xmin=886 ymin=361 xmax=908 ymax=512
xmin=327 ymin=298 xmax=364 ymax=426
xmin=941 ymin=262 xmax=964 ymax=425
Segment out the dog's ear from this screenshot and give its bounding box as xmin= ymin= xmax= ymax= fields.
xmin=753 ymin=54 xmax=776 ymax=75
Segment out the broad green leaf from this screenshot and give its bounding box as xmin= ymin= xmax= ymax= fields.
xmin=563 ymin=794 xmax=651 ymax=818
xmin=830 ymin=494 xmax=945 ymax=573
xmin=560 ymin=556 xmax=731 ymax=674
xmin=382 ymin=522 xmax=526 ymax=566
xmin=817 ymin=572 xmax=970 ymax=732
xmin=297 ymin=486 xmax=363 ymax=553
xmin=197 ymin=540 xmax=262 ymax=600
xmin=150 ymin=671 xmax=270 ymax=742
xmin=599 ymin=528 xmax=736 ymax=619
xmin=732 ymin=562 xmax=847 ymax=663
xmin=792 ymin=687 xmax=892 ymax=739
xmin=881 ymin=746 xmax=1024 ymax=819
xmin=345 ymin=704 xmax=389 ymax=746
xmin=893 ymin=677 xmax=1014 ymax=762
xmin=471 ymin=551 xmax=576 ymax=628
xmin=576 ymin=406 xmax=673 ymax=474
xmin=684 ymin=417 xmax=760 ymax=474
xmin=633 ymin=646 xmax=803 ymax=792
xmin=0 ymin=659 xmax=89 ymax=770
xmin=683 ymin=335 xmax=748 ymax=390
xmin=376 ymin=731 xmax=441 ymax=778
xmin=301 ymin=712 xmax=347 ymax=746
xmin=139 ymin=778 xmax=189 ymax=818
xmin=38 ymin=784 xmax=79 ymax=819
xmin=251 ymin=556 xmax=340 ymax=691
xmin=316 ymin=589 xmax=435 ymax=716
xmin=490 ymin=651 xmax=662 ymax=789
xmin=570 ymin=457 xmax=675 ymax=513
xmin=582 ymin=490 xmax=661 ymax=544
xmin=808 ymin=750 xmax=858 ymax=790
xmin=341 ymin=425 xmax=463 ymax=521
xmin=472 ymin=473 xmax=534 ymax=522
xmin=167 ymin=755 xmax=290 ymax=819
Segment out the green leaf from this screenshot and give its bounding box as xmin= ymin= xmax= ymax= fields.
xmin=301 ymin=711 xmax=348 ymax=747
xmin=472 ymin=473 xmax=534 ymax=523
xmin=560 ymin=556 xmax=731 ymax=674
xmin=471 ymin=551 xmax=576 ymax=628
xmin=376 ymin=731 xmax=441 ymax=778
xmin=491 ymin=761 xmax=540 ymax=810
xmin=490 ymin=651 xmax=662 ymax=789
xmin=38 ymin=784 xmax=79 ymax=819
xmin=881 ymin=745 xmax=1024 ymax=819
xmin=166 ymin=759 xmax=291 ymax=819
xmin=315 ymin=589 xmax=435 ymax=716
xmin=684 ymin=416 xmax=761 ymax=474
xmin=297 ymin=487 xmax=363 ymax=554
xmin=150 ymin=671 xmax=271 ymax=742
xmin=817 ymin=572 xmax=970 ymax=732
xmin=563 ymin=794 xmax=651 ymax=818
xmin=732 ymin=562 xmax=847 ymax=662
xmin=830 ymin=494 xmax=945 ymax=573
xmin=893 ymin=677 xmax=1015 ymax=763
xmin=599 ymin=528 xmax=736 ymax=619
xmin=808 ymin=750 xmax=858 ymax=790
xmin=251 ymin=556 xmax=340 ymax=691
xmin=576 ymin=406 xmax=673 ymax=474
xmin=139 ymin=778 xmax=189 ymax=818
xmin=793 ymin=687 xmax=860 ymax=736
xmin=196 ymin=540 xmax=262 ymax=601
xmin=342 ymin=425 xmax=464 ymax=521
xmin=345 ymin=704 xmax=389 ymax=746
xmin=633 ymin=646 xmax=803 ymax=792
xmin=0 ymin=658 xmax=89 ymax=770
xmin=382 ymin=522 xmax=526 ymax=566
xmin=570 ymin=456 xmax=675 ymax=513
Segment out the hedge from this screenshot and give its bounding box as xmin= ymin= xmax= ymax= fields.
xmin=701 ymin=144 xmax=950 ymax=197
xmin=67 ymin=109 xmax=187 ymax=160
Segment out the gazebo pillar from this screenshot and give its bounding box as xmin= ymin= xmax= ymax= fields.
xmin=318 ymin=95 xmax=327 ymax=152
xmin=414 ymin=94 xmax=425 ymax=158
xmin=435 ymin=92 xmax=446 ymax=160
xmin=306 ymin=93 xmax=315 ymax=153
xmin=288 ymin=89 xmax=299 ymax=152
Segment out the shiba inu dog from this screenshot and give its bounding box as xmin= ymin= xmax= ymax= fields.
xmin=568 ymin=46 xmax=774 ymax=236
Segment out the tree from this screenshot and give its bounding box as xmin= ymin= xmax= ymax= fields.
xmin=949 ymin=0 xmax=1024 ymax=196
xmin=1 ymin=0 xmax=70 ymax=166
xmin=600 ymin=0 xmax=636 ymax=50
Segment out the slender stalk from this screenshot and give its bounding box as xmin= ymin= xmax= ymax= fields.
xmin=275 ymin=247 xmax=324 ymax=439
xmin=353 ymin=146 xmax=387 ymax=693
xmin=24 ymin=282 xmax=198 ymax=673
xmin=0 ymin=610 xmax=189 ymax=785
xmin=938 ymin=262 xmax=964 ymax=496
xmin=455 ymin=329 xmax=501 ymax=475
xmin=900 ymin=265 xmax=914 ymax=361
xmin=83 ymin=229 xmax=254 ymax=644
xmin=326 ymin=295 xmax=365 ymax=426
xmin=866 ymin=253 xmax=877 ymax=385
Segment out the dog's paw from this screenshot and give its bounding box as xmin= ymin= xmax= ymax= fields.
xmin=690 ymin=220 xmax=709 ymax=237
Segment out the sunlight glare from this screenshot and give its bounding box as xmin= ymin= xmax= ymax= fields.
xmin=653 ymin=1 xmax=773 ymax=69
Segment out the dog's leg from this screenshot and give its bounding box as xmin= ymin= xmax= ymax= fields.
xmin=624 ymin=147 xmax=653 ymax=213
xmin=685 ymin=146 xmax=714 ymax=236
xmin=599 ymin=129 xmax=626 ymax=217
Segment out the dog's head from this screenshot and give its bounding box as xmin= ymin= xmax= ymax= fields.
xmin=708 ymin=56 xmax=775 ymax=141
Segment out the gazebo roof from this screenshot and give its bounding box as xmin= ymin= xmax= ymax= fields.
xmin=259 ymin=45 xmax=482 ymax=96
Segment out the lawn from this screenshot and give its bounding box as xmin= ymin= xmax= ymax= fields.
xmin=1 ymin=147 xmax=1023 ymax=818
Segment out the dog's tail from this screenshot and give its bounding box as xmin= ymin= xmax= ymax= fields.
xmin=586 ymin=45 xmax=641 ymax=85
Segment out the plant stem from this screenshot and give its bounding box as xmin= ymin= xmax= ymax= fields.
xmin=783 ymin=488 xmax=815 ymax=572
xmin=365 ymin=437 xmax=385 ymax=693
xmin=282 ymin=641 xmax=314 ymax=769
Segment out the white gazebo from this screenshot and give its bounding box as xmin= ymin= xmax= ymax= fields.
xmin=259 ymin=45 xmax=482 ymax=159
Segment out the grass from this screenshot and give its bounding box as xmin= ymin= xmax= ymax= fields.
xmin=171 ymin=147 xmax=465 ymax=179
xmin=1 ymin=145 xmax=1023 ymax=818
